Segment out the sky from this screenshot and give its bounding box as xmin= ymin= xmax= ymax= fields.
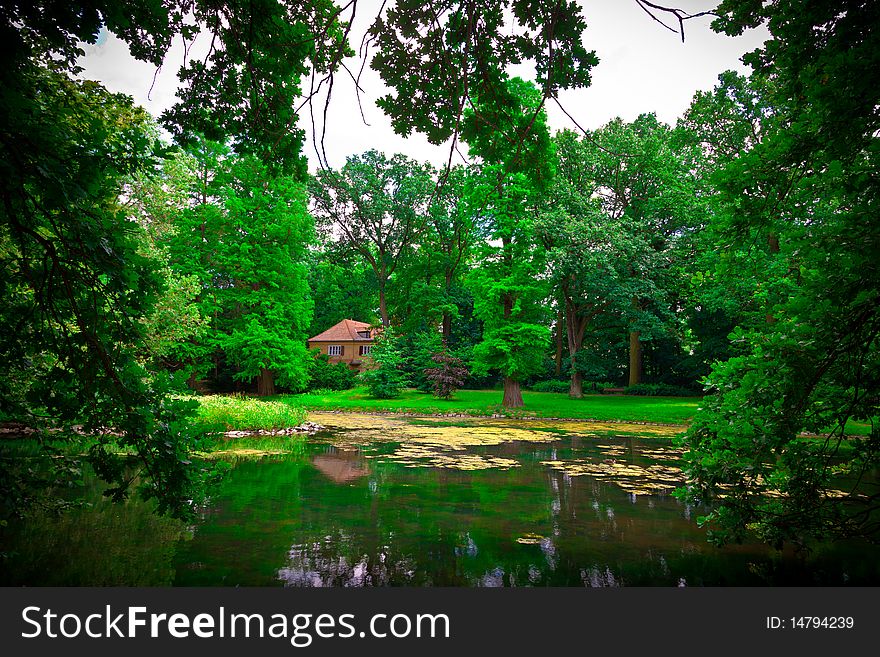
xmin=78 ymin=1 xmax=769 ymax=171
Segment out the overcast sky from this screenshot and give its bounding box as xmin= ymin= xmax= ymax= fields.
xmin=78 ymin=0 xmax=768 ymax=171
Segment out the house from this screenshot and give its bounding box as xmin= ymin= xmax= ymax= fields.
xmin=307 ymin=319 xmax=378 ymax=371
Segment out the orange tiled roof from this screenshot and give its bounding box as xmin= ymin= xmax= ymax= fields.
xmin=307 ymin=319 xmax=376 ymax=342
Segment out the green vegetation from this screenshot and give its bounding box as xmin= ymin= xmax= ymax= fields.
xmin=194 ymin=395 xmax=307 ymax=431
xmin=359 ymin=329 xmax=409 ymax=399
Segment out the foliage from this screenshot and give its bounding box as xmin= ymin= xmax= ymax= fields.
xmin=0 ymin=0 xmax=348 ymax=519
xmin=311 ymin=150 xmax=433 ymax=326
xmin=307 ymin=352 xmax=357 ymax=392
xmin=528 ymin=380 xmax=571 ymax=394
xmin=369 ymin=0 xmax=598 ymax=146
xmin=624 ymin=383 xmax=696 ymax=397
xmin=679 ymin=0 xmax=880 ymax=546
xmin=360 ymin=330 xmax=409 ymax=399
xmin=194 ymin=395 xmax=307 ymax=431
xmin=0 ymin=63 xmax=215 ymax=519
xmin=306 ymin=254 xmax=378 ymax=339
xmin=399 ymin=331 xmax=443 ymax=393
xmin=126 ymin=149 xmax=210 ymax=368
xmin=168 ymin=145 xmax=314 ymax=396
xmin=425 ymin=352 xmax=470 ymax=400
xmin=390 ymin=165 xmax=474 ymax=342
xmin=463 ymin=78 xmax=553 ymax=407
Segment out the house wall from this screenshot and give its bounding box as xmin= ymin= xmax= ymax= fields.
xmin=307 ymin=340 xmax=374 ymax=370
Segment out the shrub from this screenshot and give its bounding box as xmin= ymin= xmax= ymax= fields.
xmin=424 ymin=351 xmax=469 ymax=399
xmin=307 ymin=351 xmax=356 ymax=391
xmin=529 ymin=380 xmax=620 ymax=393
xmin=624 ymin=383 xmax=697 ymax=397
xmin=529 ymin=379 xmax=571 ymax=393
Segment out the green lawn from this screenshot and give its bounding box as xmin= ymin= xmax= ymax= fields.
xmin=280 ymin=387 xmax=703 ymax=425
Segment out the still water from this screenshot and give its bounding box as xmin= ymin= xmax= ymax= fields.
xmin=172 ymin=413 xmax=880 ymax=586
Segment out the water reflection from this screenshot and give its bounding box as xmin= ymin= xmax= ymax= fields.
xmin=277 ymin=531 xmax=418 ymax=586
xmin=311 ymin=447 xmax=370 ymax=483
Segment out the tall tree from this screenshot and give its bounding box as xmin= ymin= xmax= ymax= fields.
xmin=311 ymin=150 xmax=433 ymax=327
xmin=583 ymin=115 xmax=700 ymax=386
xmin=125 ymin=149 xmax=209 ymax=372
xmin=0 ymin=67 xmax=206 ymax=517
xmin=539 ymin=130 xmax=651 ymax=397
xmin=307 ymin=251 xmax=379 ymax=338
xmin=391 ymin=165 xmax=474 ymax=344
xmin=680 ymin=0 xmax=880 ymax=546
xmin=170 ymin=146 xmax=314 ymax=396
xmin=463 ymin=77 xmax=553 ymax=408
xmin=0 ymin=0 xmax=349 ymax=515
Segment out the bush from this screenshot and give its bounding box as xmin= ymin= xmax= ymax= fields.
xmin=424 ymin=351 xmax=469 ymax=399
xmin=307 ymin=351 xmax=356 ymax=391
xmin=529 ymin=379 xmax=621 ymax=393
xmin=529 ymin=379 xmax=571 ymax=393
xmin=195 ymin=394 xmax=306 ymax=430
xmin=624 ymin=383 xmax=697 ymax=397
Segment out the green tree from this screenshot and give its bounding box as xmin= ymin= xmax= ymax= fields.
xmin=311 ymin=150 xmax=434 ymax=327
xmin=0 ymin=0 xmax=349 ymax=516
xmin=307 ymin=252 xmax=379 ymax=338
xmin=538 ymin=131 xmax=650 ymax=397
xmin=171 ymin=146 xmax=314 ymax=396
xmin=125 ymin=149 xmax=209 ymax=372
xmin=369 ymin=0 xmax=597 ymax=146
xmin=679 ymin=0 xmax=880 ymax=546
xmin=361 ymin=329 xmax=409 ymax=399
xmin=463 ymin=77 xmax=553 ymax=408
xmin=0 ymin=66 xmax=207 ymax=518
xmin=582 ymin=114 xmax=701 ymax=386
xmin=390 ymin=166 xmax=474 ymax=344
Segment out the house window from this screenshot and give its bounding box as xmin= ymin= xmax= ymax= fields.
xmin=357 ymin=330 xmax=371 ymax=338
xmin=328 ymin=345 xmax=343 ymax=356
xmin=359 ymin=345 xmax=372 ymax=356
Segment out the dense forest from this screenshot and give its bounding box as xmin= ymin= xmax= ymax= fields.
xmin=1 ymin=0 xmax=878 ymax=549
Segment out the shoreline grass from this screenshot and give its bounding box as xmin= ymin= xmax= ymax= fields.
xmin=193 ymin=394 xmax=307 ymax=431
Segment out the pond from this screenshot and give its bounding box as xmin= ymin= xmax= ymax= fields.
xmin=3 ymin=413 xmax=879 ymax=586
xmin=175 ymin=413 xmax=880 ymax=586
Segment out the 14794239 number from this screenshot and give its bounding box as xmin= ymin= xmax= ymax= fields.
xmin=766 ymin=617 xmax=854 ymax=629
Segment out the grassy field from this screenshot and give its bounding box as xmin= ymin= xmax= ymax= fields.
xmin=280 ymin=387 xmax=702 ymax=425
xmin=277 ymin=387 xmax=875 ymax=435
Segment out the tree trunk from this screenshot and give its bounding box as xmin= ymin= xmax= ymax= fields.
xmin=257 ymin=368 xmax=275 ymax=396
xmin=502 ymin=376 xmax=524 ymax=408
xmin=628 ymin=331 xmax=642 ymax=387
xmin=555 ymin=307 xmax=564 ymax=376
xmin=569 ymin=369 xmax=583 ymax=398
xmin=442 ymin=312 xmax=451 ymax=346
xmin=564 ymin=292 xmax=588 ymax=399
xmin=379 ymin=287 xmax=389 ymax=327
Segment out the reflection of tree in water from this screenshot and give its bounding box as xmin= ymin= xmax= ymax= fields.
xmin=277 ymin=530 xmax=418 ymax=587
